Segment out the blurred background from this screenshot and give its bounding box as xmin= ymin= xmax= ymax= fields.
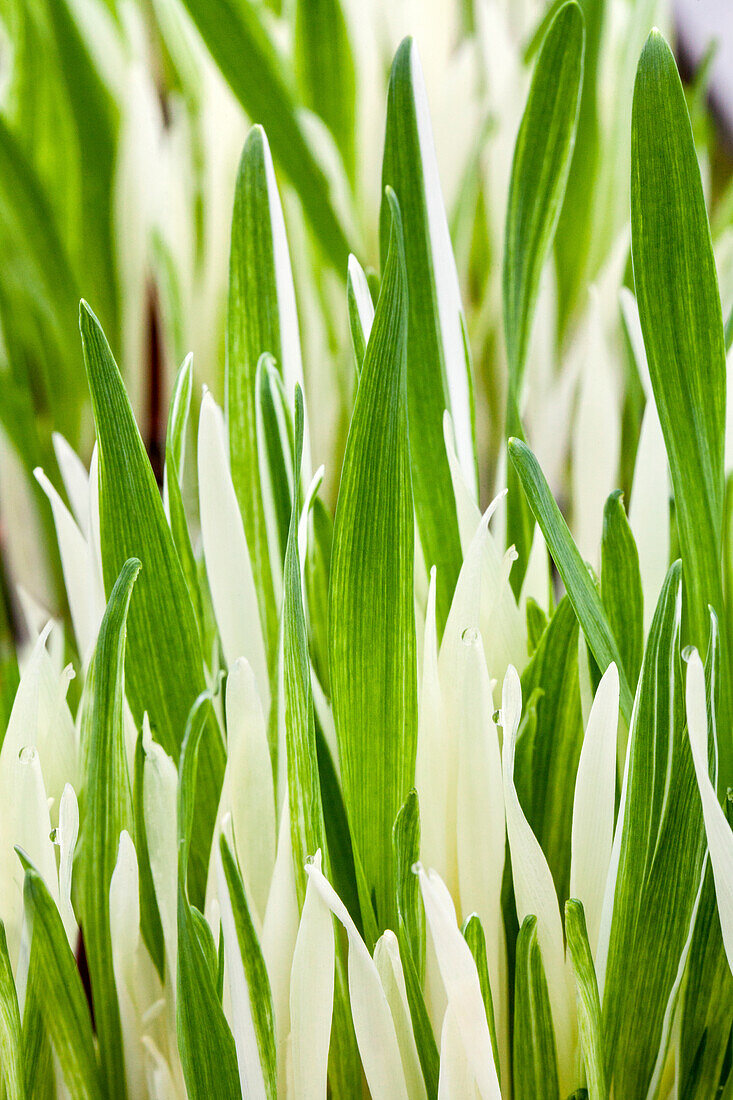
xmin=0 ymin=0 xmax=731 ymax=703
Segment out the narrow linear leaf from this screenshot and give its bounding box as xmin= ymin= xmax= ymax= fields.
xmin=601 ymin=490 xmax=644 ymax=691
xmin=565 ymin=899 xmax=607 ymax=1100
xmin=283 ymin=385 xmax=326 ymax=907
xmin=463 ymin=914 xmax=501 ymax=1089
xmin=227 ymin=125 xmax=303 ymax=660
xmin=20 ymin=863 xmax=103 ymax=1100
xmin=631 ymin=30 xmax=728 ymax=771
xmin=347 ymin=253 xmax=374 ymax=374
xmin=132 ymin=728 xmax=165 ymax=980
xmin=178 ymin=0 xmax=350 ymax=270
xmin=80 ymin=301 xmax=223 ymax=906
xmin=0 ymin=921 xmax=24 ymax=1100
xmin=600 ymin=562 xmax=707 ymax=1096
xmin=176 ymin=696 xmax=240 ymax=1100
xmin=508 ymin=437 xmax=633 ymax=724
xmin=219 ymin=835 xmax=278 ymax=1099
xmin=503 ymin=0 xmax=585 ymax=389
xmin=79 ymin=558 xmax=139 ymax=1100
xmin=381 ymin=37 xmax=475 ymax=628
xmin=393 ymin=790 xmax=425 ymax=981
xmin=330 ymin=190 xmax=416 ymax=934
xmin=512 ymin=914 xmax=560 ymax=1100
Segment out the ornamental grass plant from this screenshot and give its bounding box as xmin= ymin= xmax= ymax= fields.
xmin=0 ymin=0 xmax=732 ymax=1098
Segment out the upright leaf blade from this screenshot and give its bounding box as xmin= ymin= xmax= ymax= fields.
xmin=503 ymin=0 xmax=585 ymax=389
xmin=601 ymin=490 xmax=644 ymax=691
xmin=381 ymin=37 xmax=475 ymax=628
xmin=508 ymin=437 xmax=634 ymax=724
xmin=330 ymin=191 xmax=416 ymax=934
xmin=512 ymin=915 xmax=560 ymax=1100
xmin=21 ymin=865 xmax=103 ymax=1100
xmin=178 ymin=0 xmax=350 ymax=270
xmin=631 ymin=30 xmax=727 ymax=772
xmin=600 ymin=563 xmax=707 ymax=1097
xmin=0 ymin=922 xmax=24 ymax=1100
xmin=565 ymin=900 xmax=607 ymax=1100
xmin=80 ymin=302 xmax=223 ymax=905
xmin=79 ymin=558 xmax=139 ymax=1100
xmin=227 ymin=126 xmax=303 ymax=660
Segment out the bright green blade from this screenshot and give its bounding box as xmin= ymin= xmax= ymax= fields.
xmin=177 ymin=0 xmax=350 ymax=271
xmin=508 ymin=437 xmax=634 ymax=724
xmin=294 ymin=0 xmax=357 ymax=183
xmin=20 ymin=862 xmax=103 ymax=1100
xmin=512 ymin=915 xmax=560 ymax=1100
xmin=227 ymin=125 xmax=302 ymax=661
xmin=0 ymin=922 xmax=24 ymax=1100
xmin=219 ymin=835 xmax=278 ymax=1099
xmin=282 ymin=386 xmax=326 ymax=908
xmin=600 ymin=562 xmax=707 ymax=1096
xmin=463 ymin=913 xmax=501 ymax=1089
xmin=503 ymin=0 xmax=584 ymax=390
xmin=565 ymin=900 xmax=607 ymax=1100
xmin=80 ymin=301 xmax=224 ymax=905
xmin=176 ymin=696 xmax=240 ymax=1100
xmin=78 ymin=558 xmax=139 ymax=1100
xmin=329 ymin=191 xmax=416 ymax=935
xmin=601 ymin=490 xmax=644 ymax=692
xmin=381 ymin=37 xmax=475 ymax=629
xmin=519 ymin=596 xmax=583 ymax=906
xmin=631 ymin=30 xmax=727 ymax=771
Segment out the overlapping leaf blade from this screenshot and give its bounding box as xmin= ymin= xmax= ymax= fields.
xmin=381 ymin=37 xmax=475 ymax=628
xmin=78 ymin=558 xmax=139 ymax=1100
xmin=330 ymin=192 xmax=416 ymax=934
xmin=0 ymin=922 xmax=24 ymax=1100
xmin=565 ymin=900 xmax=607 ymax=1100
xmin=631 ymin=30 xmax=728 ymax=774
xmin=178 ymin=0 xmax=350 ymax=270
xmin=80 ymin=301 xmax=223 ymax=906
xmin=512 ymin=915 xmax=559 ymax=1100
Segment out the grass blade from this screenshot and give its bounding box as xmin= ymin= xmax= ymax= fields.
xmin=20 ymin=862 xmax=103 ymax=1100
xmin=631 ymin=30 xmax=727 ymax=769
xmin=503 ymin=0 xmax=584 ymax=390
xmin=227 ymin=126 xmax=303 ymax=660
xmin=512 ymin=915 xmax=560 ymax=1100
xmin=329 ymin=191 xmax=416 ymax=934
xmin=601 ymin=490 xmax=644 ymax=691
xmin=78 ymin=558 xmax=139 ymax=1100
xmin=80 ymin=301 xmax=224 ymax=906
xmin=381 ymin=37 xmax=475 ymax=628
xmin=0 ymin=921 xmax=24 ymax=1100
xmin=178 ymin=0 xmax=350 ymax=271
xmin=565 ymin=900 xmax=607 ymax=1100
xmin=508 ymin=437 xmax=634 ymax=725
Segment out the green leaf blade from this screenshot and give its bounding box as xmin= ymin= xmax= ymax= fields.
xmin=329 ymin=192 xmax=416 ymax=934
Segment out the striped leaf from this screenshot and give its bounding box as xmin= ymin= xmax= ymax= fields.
xmin=78 ymin=558 xmax=139 ymax=1100
xmin=80 ymin=301 xmax=223 ymax=906
xmin=381 ymin=37 xmax=475 ymax=629
xmin=0 ymin=921 xmax=23 ymax=1100
xmin=601 ymin=491 xmax=643 ymax=691
xmin=565 ymin=900 xmax=607 ymax=1100
xmin=329 ymin=191 xmax=416 ymax=935
xmin=512 ymin=915 xmax=560 ymax=1100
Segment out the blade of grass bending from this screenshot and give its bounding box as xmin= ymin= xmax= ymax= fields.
xmin=599 ymin=563 xmax=707 ymax=1096
xmin=227 ymin=126 xmax=304 ymax=662
xmin=218 ymin=835 xmax=278 ymax=1099
xmin=631 ymin=31 xmax=728 ymax=774
xmin=176 ymin=695 xmax=240 ymax=1100
xmin=381 ymin=37 xmax=475 ymax=629
xmin=512 ymin=915 xmax=560 ymax=1100
xmin=19 ymin=861 xmax=103 ymax=1100
xmin=503 ymin=0 xmax=584 ymax=391
xmin=0 ymin=922 xmax=24 ymax=1100
xmin=565 ymin=900 xmax=607 ymax=1100
xmin=508 ymin=437 xmax=633 ymax=724
xmin=78 ymin=558 xmax=139 ymax=1100
xmin=179 ymin=0 xmax=350 ymax=271
xmin=601 ymin=490 xmax=644 ymax=692
xmin=330 ymin=190 xmax=416 ymax=935
xmin=80 ymin=301 xmax=223 ymax=907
